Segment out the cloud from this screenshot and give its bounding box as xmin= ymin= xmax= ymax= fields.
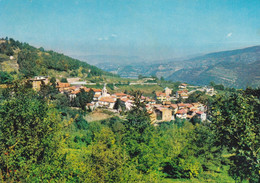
xmin=97 ymin=34 xmax=118 ymax=41
xmin=111 ymin=34 xmax=118 ymax=38
xmin=226 ymin=32 xmax=232 ymax=38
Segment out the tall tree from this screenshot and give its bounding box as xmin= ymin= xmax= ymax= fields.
xmin=74 ymin=89 xmax=94 ymax=110
xmin=0 ymin=86 xmax=62 ymax=181
xmin=211 ymin=93 xmax=260 ymax=182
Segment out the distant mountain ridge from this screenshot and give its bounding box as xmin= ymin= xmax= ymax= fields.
xmin=93 ymin=45 xmax=260 ymax=88
xmin=166 ymin=46 xmax=260 ymax=88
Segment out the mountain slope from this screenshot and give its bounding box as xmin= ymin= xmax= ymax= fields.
xmin=167 ymin=58 xmax=260 ymax=88
xmin=96 ymin=45 xmax=260 ymax=88
xmin=0 ymin=38 xmax=115 ymax=78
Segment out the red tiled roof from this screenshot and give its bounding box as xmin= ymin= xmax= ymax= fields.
xmin=185 ymin=103 xmax=193 ymax=108
xmin=92 ymin=88 xmax=102 ymax=92
xmin=57 ymin=82 xmax=70 ymax=88
xmin=69 ymin=86 xmax=77 ymax=90
xmin=115 ymin=93 xmax=127 ymax=97
xmin=170 ymin=104 xmax=178 ymax=108
xmin=156 ymin=92 xmax=166 ymax=97
xmin=81 ymin=86 xmax=90 ymax=92
xmin=177 ymin=90 xmax=188 ymax=94
xmin=190 ymin=108 xmax=198 ymax=112
xmin=176 ymin=109 xmax=187 ymax=114
xmin=71 ymin=90 xmax=80 ymax=94
xmin=99 ymin=97 xmax=115 ymax=103
xmin=178 ymin=103 xmax=186 ymax=107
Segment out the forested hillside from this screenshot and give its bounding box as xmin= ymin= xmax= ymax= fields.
xmin=0 ymin=37 xmax=115 ymax=80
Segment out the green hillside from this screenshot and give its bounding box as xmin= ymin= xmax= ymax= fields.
xmin=161 ymin=46 xmax=260 ymax=88
xmin=0 ymin=37 xmax=116 ymax=80
xmin=167 ymin=60 xmax=260 ymax=88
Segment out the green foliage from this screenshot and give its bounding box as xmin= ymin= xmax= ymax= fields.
xmin=60 ymin=77 xmax=68 ymax=83
xmin=186 ymin=91 xmax=203 ymax=103
xmin=0 ymin=39 xmax=14 ymax=56
xmin=3 ymin=77 xmax=257 ymax=182
xmin=244 ymin=87 xmax=260 ymax=98
xmin=0 ymin=71 xmax=13 ymax=84
xmin=17 ymin=49 xmax=41 ymax=77
xmin=72 ymin=89 xmax=94 ymax=110
xmin=211 ymin=93 xmax=260 ymax=182
xmin=113 ymin=98 xmax=126 ymax=111
xmin=0 ymin=86 xmax=62 ymax=181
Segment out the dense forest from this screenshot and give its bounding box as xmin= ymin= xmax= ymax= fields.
xmin=0 ymin=79 xmax=259 ymax=182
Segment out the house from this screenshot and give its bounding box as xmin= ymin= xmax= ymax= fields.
xmin=205 ymin=86 xmax=215 ymax=96
xmin=30 ymin=76 xmax=48 ymax=91
xmin=164 ymin=87 xmax=172 ymax=97
xmin=98 ymin=97 xmax=116 ymax=109
xmin=121 ymin=97 xmax=133 ymax=110
xmin=170 ymin=104 xmax=178 ymax=114
xmin=176 ymin=109 xmax=187 ymax=119
xmin=155 ymin=108 xmax=173 ymax=121
xmin=156 ymin=92 xmax=167 ymax=102
xmin=69 ymin=89 xmax=81 ymax=99
xmin=176 ymin=90 xmax=188 ymax=99
xmin=179 ymin=83 xmax=187 ymax=89
xmin=148 ymin=111 xmax=157 ymax=124
xmin=177 ymin=103 xmax=187 ymax=109
xmin=86 ymin=103 xmax=95 ymax=111
xmin=57 ymin=82 xmax=70 ymax=93
xmin=196 ymin=111 xmax=207 ymax=121
xmin=92 ymin=88 xmax=102 ymax=101
xmin=92 ymin=88 xmax=102 ymax=95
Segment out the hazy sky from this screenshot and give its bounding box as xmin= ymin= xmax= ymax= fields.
xmin=0 ymin=0 xmax=260 ymax=60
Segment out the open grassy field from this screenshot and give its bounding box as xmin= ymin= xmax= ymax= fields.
xmin=112 ymin=84 xmax=163 ymax=95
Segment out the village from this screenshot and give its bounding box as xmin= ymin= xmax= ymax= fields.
xmin=30 ymin=76 xmax=216 ymax=124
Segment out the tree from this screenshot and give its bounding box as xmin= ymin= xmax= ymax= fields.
xmin=114 ymin=98 xmax=125 ymax=112
xmin=160 ymin=76 xmax=165 ymax=81
xmin=138 ymin=75 xmax=143 ymax=79
xmin=125 ymin=90 xmax=150 ymax=133
xmin=211 ymin=93 xmax=260 ymax=182
xmin=0 ymin=71 xmax=13 ymax=84
xmin=50 ymin=77 xmax=56 ymax=88
xmin=60 ymin=77 xmax=68 ymax=83
xmin=74 ymin=89 xmax=94 ymax=110
xmin=82 ymin=128 xmax=124 ymax=182
xmin=17 ymin=50 xmax=40 ymax=77
xmin=214 ymin=84 xmax=224 ymax=91
xmin=0 ymin=87 xmax=62 ymax=181
xmin=209 ymin=81 xmax=215 ymax=87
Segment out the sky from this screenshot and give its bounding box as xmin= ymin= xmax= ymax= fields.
xmin=0 ymin=0 xmax=260 ymax=61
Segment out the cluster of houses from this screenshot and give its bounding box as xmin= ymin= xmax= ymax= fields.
xmin=151 ymin=83 xmax=207 ymax=123
xmin=30 ymin=77 xmax=208 ymax=123
xmin=56 ymin=82 xmax=137 ymax=111
xmin=146 ymin=102 xmax=207 ymax=124
xmin=155 ymin=83 xmax=189 ymax=102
